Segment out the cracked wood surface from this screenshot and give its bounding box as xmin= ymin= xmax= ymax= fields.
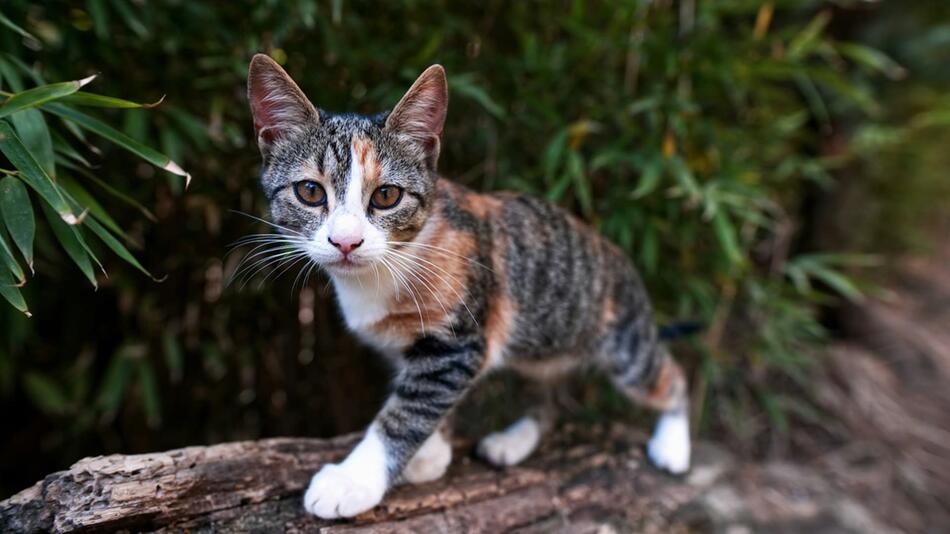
xmin=0 ymin=425 xmax=707 ymax=533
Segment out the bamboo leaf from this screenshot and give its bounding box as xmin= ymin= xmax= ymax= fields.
xmin=0 ymin=176 xmax=34 ymax=270
xmin=10 ymin=109 xmax=55 ymax=177
xmin=58 ymin=174 xmax=127 ymax=239
xmin=39 ymin=200 xmax=98 ymax=287
xmin=713 ymin=211 xmax=744 ymax=267
xmin=137 ymin=360 xmax=162 ymax=428
xmin=0 ymin=269 xmax=28 ymax=316
xmin=23 ymin=372 xmax=70 ymax=415
xmin=837 ymin=42 xmax=906 ymax=80
xmin=0 ymin=11 xmax=39 ymax=45
xmin=0 ymin=76 xmax=96 ymax=119
xmin=42 ymin=103 xmax=192 ymax=188
xmin=0 ymin=120 xmax=75 ymax=221
xmin=61 ymin=91 xmax=164 ymax=109
xmin=0 ymin=229 xmax=24 ymax=282
xmin=632 ymin=156 xmax=663 ymax=198
xmin=97 ymin=349 xmax=133 ymax=416
xmin=83 ymin=215 xmax=154 ymax=278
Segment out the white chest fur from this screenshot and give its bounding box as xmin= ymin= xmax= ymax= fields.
xmin=331 ymin=272 xmax=407 ymax=355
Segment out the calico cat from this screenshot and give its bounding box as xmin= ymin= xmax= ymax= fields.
xmin=246 ymin=54 xmax=691 ymax=519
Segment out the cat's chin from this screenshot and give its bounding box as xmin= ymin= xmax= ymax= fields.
xmin=324 ymin=259 xmax=374 ymax=277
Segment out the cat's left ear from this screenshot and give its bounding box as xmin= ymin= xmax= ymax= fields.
xmin=247 ymin=54 xmax=319 ymax=157
xmin=385 ymin=65 xmax=448 ymax=165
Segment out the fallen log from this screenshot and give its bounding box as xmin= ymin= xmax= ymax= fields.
xmin=0 ymin=424 xmax=725 ymax=533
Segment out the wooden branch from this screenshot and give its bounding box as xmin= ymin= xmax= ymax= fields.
xmin=0 ymin=425 xmax=719 ymax=533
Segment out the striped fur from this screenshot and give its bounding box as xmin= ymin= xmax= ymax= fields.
xmin=247 ymin=55 xmax=690 ymax=519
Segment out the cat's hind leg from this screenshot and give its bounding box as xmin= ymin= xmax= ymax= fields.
xmin=402 ymin=419 xmax=452 ymax=484
xmin=610 ymin=338 xmax=691 ymax=474
xmin=477 ymin=400 xmax=555 ymax=467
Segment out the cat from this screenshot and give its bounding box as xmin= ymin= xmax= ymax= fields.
xmin=246 ymin=54 xmax=691 ymax=519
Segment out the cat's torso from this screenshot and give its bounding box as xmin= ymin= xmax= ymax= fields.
xmin=333 ymin=178 xmax=655 ymax=377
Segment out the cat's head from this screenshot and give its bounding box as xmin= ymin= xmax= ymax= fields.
xmin=247 ymin=54 xmax=447 ymax=277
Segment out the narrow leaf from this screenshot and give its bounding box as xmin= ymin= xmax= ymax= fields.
xmin=0 ymin=76 xmax=96 ymax=119
xmin=0 ymin=176 xmax=35 ymax=269
xmin=632 ymin=157 xmax=662 ymax=198
xmin=0 ymin=120 xmax=74 ymax=221
xmin=0 ymin=230 xmax=24 ymax=282
xmin=58 ymin=174 xmax=128 ymax=239
xmin=0 ymin=269 xmax=28 ymax=316
xmin=83 ymin=216 xmax=154 ymax=278
xmin=42 ymin=103 xmax=192 ymax=187
xmin=62 ymin=91 xmax=164 ymax=109
xmin=0 ymin=11 xmax=39 ymax=44
xmin=23 ymin=372 xmax=70 ymax=415
xmin=40 ymin=200 xmax=98 ymax=287
xmin=10 ymin=108 xmax=55 ymax=177
xmin=713 ymin=211 xmax=744 ymax=267
xmin=137 ymin=360 xmax=162 ymax=427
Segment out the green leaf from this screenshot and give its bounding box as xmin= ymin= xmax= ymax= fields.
xmin=39 ymin=200 xmax=98 ymax=287
xmin=58 ymin=174 xmax=127 ymax=239
xmin=0 ymin=269 xmax=28 ymax=315
xmin=788 ymin=10 xmax=831 ymax=60
xmin=837 ymin=42 xmax=906 ymax=80
xmin=0 ymin=120 xmax=75 ymax=222
xmin=0 ymin=76 xmax=96 ymax=119
xmin=0 ymin=230 xmax=24 ymax=283
xmin=86 ymin=0 xmax=110 ymax=40
xmin=137 ymin=360 xmax=162 ymax=428
xmin=0 ymin=176 xmax=35 ymax=269
xmin=61 ymin=91 xmax=164 ymax=109
xmin=42 ymin=103 xmax=192 ymax=187
xmin=162 ymin=333 xmax=184 ymax=383
xmin=567 ymin=150 xmax=593 ymax=218
xmin=632 ymin=156 xmax=662 ymax=198
xmin=57 ymin=159 xmax=157 ymax=222
xmin=23 ymin=372 xmax=70 ymax=415
xmin=713 ymin=211 xmax=744 ymax=267
xmin=97 ymin=349 xmax=133 ymax=416
xmin=450 ymin=77 xmax=506 ymax=119
xmin=83 ymin=216 xmax=154 ymax=278
xmin=542 ymin=127 xmax=570 ymax=183
xmin=10 ymin=109 xmax=55 ymax=177
xmin=0 ymin=11 xmax=39 ymax=44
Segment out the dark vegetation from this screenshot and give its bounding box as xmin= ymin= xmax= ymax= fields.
xmin=0 ymin=0 xmax=948 ymax=505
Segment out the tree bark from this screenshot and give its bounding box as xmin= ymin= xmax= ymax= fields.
xmin=0 ymin=424 xmax=717 ymax=533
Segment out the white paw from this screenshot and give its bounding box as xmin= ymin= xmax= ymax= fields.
xmin=303 ymin=463 xmax=385 ymax=519
xmin=403 ymin=432 xmax=452 ymax=484
xmin=647 ymin=411 xmax=691 ymax=474
xmin=477 ymin=417 xmax=541 ymax=467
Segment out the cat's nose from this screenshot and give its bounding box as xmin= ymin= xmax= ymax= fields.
xmin=328 ymin=235 xmax=364 ymax=255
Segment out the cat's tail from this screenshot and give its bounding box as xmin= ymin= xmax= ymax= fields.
xmin=657 ymin=321 xmax=705 ymax=342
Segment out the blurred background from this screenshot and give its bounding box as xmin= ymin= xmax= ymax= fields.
xmin=0 ymin=1 xmax=948 ymax=530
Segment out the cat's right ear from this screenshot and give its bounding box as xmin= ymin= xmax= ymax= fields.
xmin=247 ymin=54 xmax=319 ymax=156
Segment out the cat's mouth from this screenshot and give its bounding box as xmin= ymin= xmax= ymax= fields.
xmin=325 ymin=256 xmax=371 ymax=275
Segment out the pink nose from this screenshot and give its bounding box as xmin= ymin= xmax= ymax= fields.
xmin=327 ymin=236 xmax=364 ymax=255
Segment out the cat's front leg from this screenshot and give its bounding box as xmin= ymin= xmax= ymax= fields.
xmin=303 ymin=335 xmax=483 ymax=519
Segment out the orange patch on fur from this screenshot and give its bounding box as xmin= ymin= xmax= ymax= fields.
xmin=352 ymin=137 xmax=382 ymax=191
xmin=603 ymin=299 xmax=618 ymax=324
xmin=368 ymin=211 xmax=478 ymax=343
xmin=641 ymin=357 xmax=686 ymax=411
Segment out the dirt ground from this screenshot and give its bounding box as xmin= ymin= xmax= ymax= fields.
xmin=679 ymin=240 xmax=950 ymax=533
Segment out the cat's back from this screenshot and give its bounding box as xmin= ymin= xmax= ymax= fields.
xmin=437 ymin=179 xmax=647 ymax=358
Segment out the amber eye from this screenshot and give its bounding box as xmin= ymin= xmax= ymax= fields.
xmin=370 ymin=185 xmax=403 ymax=210
xmin=294 ymin=181 xmax=327 ymax=207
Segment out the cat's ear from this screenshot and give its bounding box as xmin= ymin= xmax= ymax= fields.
xmin=385 ymin=65 xmax=448 ymax=162
xmin=247 ymin=54 xmax=319 ymax=156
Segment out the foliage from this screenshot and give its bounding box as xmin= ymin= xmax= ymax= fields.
xmin=0 ymin=0 xmax=943 ymax=495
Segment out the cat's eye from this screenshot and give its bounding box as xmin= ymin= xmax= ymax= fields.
xmin=294 ymin=180 xmax=327 ymax=207
xmin=370 ymin=185 xmax=403 ymax=210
